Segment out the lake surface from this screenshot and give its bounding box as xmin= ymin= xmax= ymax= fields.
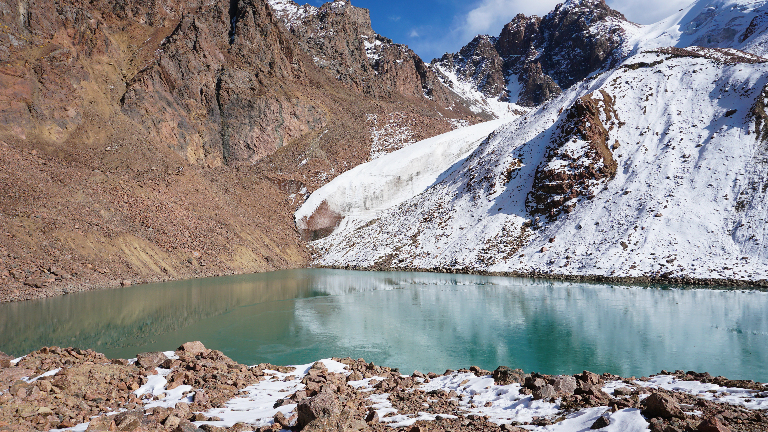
xmin=1 ymin=269 xmax=766 ymax=381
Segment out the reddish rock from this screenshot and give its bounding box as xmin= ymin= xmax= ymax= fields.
xmin=641 ymin=392 xmax=685 ymax=420
xmin=697 ymin=416 xmax=732 ymax=432
xmin=178 ymin=341 xmax=209 ymax=357
xmin=135 ymin=352 xmax=167 ymax=369
xmin=297 ymin=392 xmax=342 ymax=429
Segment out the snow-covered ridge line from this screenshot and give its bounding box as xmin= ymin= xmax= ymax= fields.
xmin=629 ymin=0 xmax=768 ymax=57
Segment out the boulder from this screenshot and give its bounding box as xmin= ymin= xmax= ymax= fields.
xmin=172 ymin=420 xmax=202 ymax=432
xmin=297 ymin=392 xmax=342 ymax=429
xmin=532 ymin=384 xmax=556 ymax=400
xmin=177 ymin=342 xmax=209 ymax=357
xmin=114 ymin=410 xmax=143 ymax=432
xmin=135 ymin=352 xmax=167 ymax=369
xmin=493 ymin=366 xmax=526 ymax=385
xmin=591 ymin=413 xmax=611 ymax=429
xmin=85 ymin=416 xmax=116 ymax=431
xmin=551 ymin=375 xmax=577 ymax=395
xmin=641 ymin=392 xmax=685 ymax=419
xmin=697 ymin=416 xmax=732 ymax=432
xmin=0 ymin=351 xmax=13 ymax=368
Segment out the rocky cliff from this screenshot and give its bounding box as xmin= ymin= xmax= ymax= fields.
xmin=0 ymin=0 xmax=482 ymax=301
xmin=433 ymin=0 xmax=630 ymax=106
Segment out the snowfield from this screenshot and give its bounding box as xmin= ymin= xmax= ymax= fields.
xmin=297 ymin=0 xmax=768 ymax=283
xmin=295 ymin=118 xmax=509 ymax=233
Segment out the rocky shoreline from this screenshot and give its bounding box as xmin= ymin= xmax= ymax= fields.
xmin=4 ymin=263 xmax=768 ymax=305
xmin=320 ymin=264 xmax=768 ymax=290
xmin=1 ymin=342 xmax=766 ymax=432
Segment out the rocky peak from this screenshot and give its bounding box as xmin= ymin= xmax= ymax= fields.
xmin=268 ymin=0 xmax=472 ymax=112
xmin=496 ymin=14 xmax=542 ymax=60
xmin=437 ymin=0 xmax=630 ymax=107
xmin=452 ymin=35 xmax=507 ymax=98
xmin=538 ymin=0 xmax=628 ymax=88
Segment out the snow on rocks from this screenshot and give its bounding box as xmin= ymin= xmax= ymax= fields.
xmin=266 ymin=0 xmax=318 ymax=30
xmin=366 ymin=113 xmax=417 ymax=160
xmin=3 ymin=342 xmax=768 ymax=431
xmin=304 ymin=42 xmax=768 ymax=284
xmin=628 ymin=0 xmax=768 ymax=57
xmin=432 ymin=62 xmax=527 ymax=119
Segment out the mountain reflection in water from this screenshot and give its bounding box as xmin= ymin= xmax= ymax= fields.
xmin=0 ymin=269 xmax=766 ymax=382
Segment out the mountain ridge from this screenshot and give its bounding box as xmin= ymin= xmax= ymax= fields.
xmin=0 ymin=0 xmax=484 ymax=301
xmin=298 ymin=0 xmax=768 ymax=285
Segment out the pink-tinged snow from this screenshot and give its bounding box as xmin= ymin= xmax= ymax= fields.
xmin=304 ymin=50 xmax=768 ymax=281
xmin=626 ymin=0 xmax=768 ymax=56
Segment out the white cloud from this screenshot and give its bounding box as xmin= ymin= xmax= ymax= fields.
xmin=409 ymin=29 xmax=420 ymax=38
xmin=457 ymin=0 xmax=561 ymax=43
xmin=607 ymin=0 xmax=693 ymax=24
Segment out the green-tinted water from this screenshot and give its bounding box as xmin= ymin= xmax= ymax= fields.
xmin=1 ymin=269 xmax=766 ymax=381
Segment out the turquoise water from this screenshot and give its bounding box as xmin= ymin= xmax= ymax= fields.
xmin=1 ymin=269 xmax=766 ymax=381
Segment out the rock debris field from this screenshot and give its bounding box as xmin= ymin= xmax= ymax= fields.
xmin=0 ymin=342 xmax=767 ymax=432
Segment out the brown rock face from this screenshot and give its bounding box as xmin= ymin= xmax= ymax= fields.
xmin=435 ymin=0 xmax=628 ymax=106
xmin=518 ymin=62 xmax=562 ymax=106
xmin=641 ymin=392 xmax=686 ymax=420
xmin=527 ymin=90 xmax=619 ymax=218
xmin=441 ymin=35 xmax=506 ymax=98
xmin=0 ymin=0 xmax=484 ymax=302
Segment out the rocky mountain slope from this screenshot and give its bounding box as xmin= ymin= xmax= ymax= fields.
xmin=299 ymin=0 xmax=768 ymax=285
xmin=0 ymin=0 xmax=484 ymax=301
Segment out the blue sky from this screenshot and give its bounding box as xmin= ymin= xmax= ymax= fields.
xmin=305 ymin=0 xmax=694 ymax=61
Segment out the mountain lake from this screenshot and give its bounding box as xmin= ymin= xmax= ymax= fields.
xmin=1 ymin=269 xmax=766 ymax=382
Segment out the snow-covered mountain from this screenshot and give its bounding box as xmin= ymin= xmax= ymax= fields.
xmin=296 ymin=0 xmax=768 ymax=284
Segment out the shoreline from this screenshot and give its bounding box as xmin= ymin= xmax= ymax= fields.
xmin=316 ymin=264 xmax=768 ymax=290
xmin=1 ymin=342 xmax=766 ymax=432
xmin=3 ymin=264 xmax=768 ymax=304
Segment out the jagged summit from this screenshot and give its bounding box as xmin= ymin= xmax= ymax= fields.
xmin=433 ymin=0 xmax=629 ymax=107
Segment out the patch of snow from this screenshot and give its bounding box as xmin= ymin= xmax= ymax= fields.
xmin=629 ymin=0 xmax=768 ymax=57
xmin=267 ymin=0 xmax=318 ymax=30
xmin=23 ymin=368 xmax=61 ymax=383
xmin=638 ymin=375 xmax=768 ymax=410
xmin=433 ymin=63 xmax=527 ymax=120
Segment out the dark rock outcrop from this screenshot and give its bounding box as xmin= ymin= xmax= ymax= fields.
xmin=527 ymin=90 xmax=619 ymax=218
xmin=641 ymin=392 xmax=686 ymax=420
xmin=433 ymin=0 xmax=629 ymax=106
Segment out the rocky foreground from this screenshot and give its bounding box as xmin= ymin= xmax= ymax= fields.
xmin=1 ymin=343 xmax=767 ymax=432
